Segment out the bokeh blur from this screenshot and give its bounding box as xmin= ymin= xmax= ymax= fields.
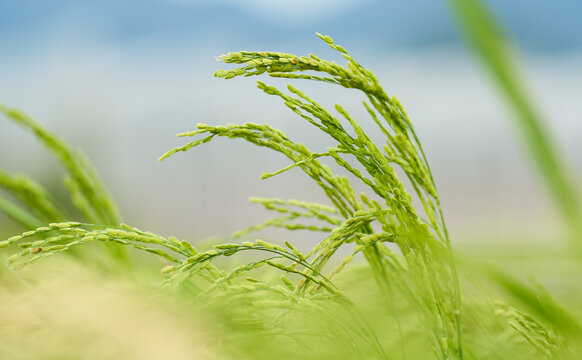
xmin=1 ymin=0 xmax=581 ymax=247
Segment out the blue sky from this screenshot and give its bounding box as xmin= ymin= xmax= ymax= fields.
xmin=1 ymin=0 xmax=580 ymax=54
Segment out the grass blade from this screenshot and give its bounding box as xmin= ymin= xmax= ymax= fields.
xmin=446 ymin=0 xmax=582 ymax=243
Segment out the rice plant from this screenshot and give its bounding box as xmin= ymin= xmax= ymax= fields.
xmin=0 ymin=32 xmax=580 ymax=360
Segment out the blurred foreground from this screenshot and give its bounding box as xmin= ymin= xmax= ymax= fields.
xmin=1 ymin=247 xmax=581 ymax=359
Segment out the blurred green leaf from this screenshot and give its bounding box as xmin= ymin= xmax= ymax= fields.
xmin=447 ymin=0 xmax=582 ymax=244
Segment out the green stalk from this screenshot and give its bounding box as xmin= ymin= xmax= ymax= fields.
xmin=446 ymin=0 xmax=582 ymax=244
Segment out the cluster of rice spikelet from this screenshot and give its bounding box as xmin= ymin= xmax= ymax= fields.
xmin=160 ymin=33 xmax=463 ymax=359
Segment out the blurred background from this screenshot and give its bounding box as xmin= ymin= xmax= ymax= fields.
xmin=0 ymin=0 xmax=580 ymax=248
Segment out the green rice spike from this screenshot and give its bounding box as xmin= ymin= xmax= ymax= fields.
xmin=0 ymin=106 xmax=121 ymax=226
